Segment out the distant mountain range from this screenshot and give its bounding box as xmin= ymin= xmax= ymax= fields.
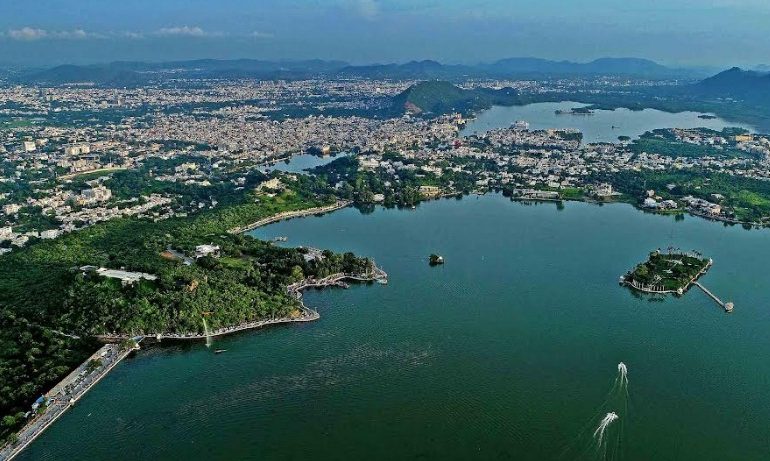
xmin=482 ymin=57 xmax=677 ymax=77
xmin=19 ymin=59 xmax=348 ymax=87
xmin=339 ymin=57 xmax=695 ymax=80
xmin=16 ymin=57 xmax=704 ymax=87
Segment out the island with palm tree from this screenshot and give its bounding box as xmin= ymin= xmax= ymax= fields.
xmin=620 ymin=249 xmax=711 ymax=294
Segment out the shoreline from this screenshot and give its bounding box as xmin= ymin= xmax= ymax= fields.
xmin=227 ymin=200 xmax=351 ymax=234
xmin=505 ymin=191 xmax=766 ymax=230
xmin=3 ymin=266 xmax=388 ymax=460
xmin=1 ymin=202 xmax=380 ymax=460
xmin=96 ymin=265 xmax=388 ymax=343
xmin=0 ymin=343 xmax=138 ymax=461
xmin=1 ymin=189 xmax=749 ymax=458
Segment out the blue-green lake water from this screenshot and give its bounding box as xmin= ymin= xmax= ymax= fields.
xmin=18 ymin=196 xmax=770 ymax=460
xmin=461 ymin=102 xmax=756 ymax=143
xmin=261 ymin=153 xmax=348 ymax=173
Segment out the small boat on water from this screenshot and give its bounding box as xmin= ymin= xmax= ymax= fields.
xmin=214 ymin=349 xmax=227 ymax=354
xmin=274 ymin=236 xmax=288 ymax=242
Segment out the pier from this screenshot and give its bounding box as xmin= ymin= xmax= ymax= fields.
xmin=693 ymin=281 xmax=734 ymax=312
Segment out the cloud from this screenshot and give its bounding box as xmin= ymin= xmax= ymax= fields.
xmin=5 ymin=27 xmax=102 ymax=41
xmin=119 ymin=31 xmax=145 ymax=40
xmin=249 ymin=31 xmax=274 ymax=39
xmin=154 ymin=26 xmax=220 ymax=37
xmin=7 ymin=27 xmax=49 ymax=41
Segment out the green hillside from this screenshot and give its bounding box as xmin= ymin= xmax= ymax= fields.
xmin=391 ymin=81 xmax=519 ymax=116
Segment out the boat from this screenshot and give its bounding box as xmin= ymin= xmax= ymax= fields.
xmin=214 ymin=349 xmax=227 ymax=354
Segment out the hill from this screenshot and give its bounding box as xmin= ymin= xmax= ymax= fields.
xmin=19 ymin=59 xmax=350 ymax=87
xmin=483 ymin=57 xmax=683 ymax=77
xmin=692 ymin=67 xmax=770 ymax=102
xmin=390 ymin=81 xmax=519 ymax=116
xmin=18 ymin=56 xmax=696 ymax=86
xmin=340 ymin=57 xmax=691 ymax=80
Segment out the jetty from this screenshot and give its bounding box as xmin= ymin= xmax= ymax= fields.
xmin=693 ymin=281 xmax=734 ymax=312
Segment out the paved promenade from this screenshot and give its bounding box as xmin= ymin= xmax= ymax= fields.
xmin=0 ymin=343 xmax=138 ymax=461
xmin=228 ymin=200 xmax=350 ymax=234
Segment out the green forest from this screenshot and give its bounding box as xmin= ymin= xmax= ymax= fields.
xmin=595 ymin=169 xmax=770 ymax=224
xmin=0 ymin=172 xmax=372 ymax=444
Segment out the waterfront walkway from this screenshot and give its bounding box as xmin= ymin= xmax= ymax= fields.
xmin=228 ymin=200 xmax=350 ymax=234
xmin=0 ymin=342 xmax=139 ymax=461
xmin=693 ymin=281 xmax=734 ymax=312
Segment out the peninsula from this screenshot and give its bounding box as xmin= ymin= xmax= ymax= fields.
xmin=0 ymin=175 xmax=383 ymax=454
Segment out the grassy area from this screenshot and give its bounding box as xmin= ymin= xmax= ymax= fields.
xmin=559 ymin=187 xmax=585 ymax=200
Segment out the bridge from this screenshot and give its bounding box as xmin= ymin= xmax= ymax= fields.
xmin=693 ymin=281 xmax=734 ymax=313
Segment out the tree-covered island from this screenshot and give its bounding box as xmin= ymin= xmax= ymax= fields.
xmin=622 ymin=250 xmax=711 ymax=293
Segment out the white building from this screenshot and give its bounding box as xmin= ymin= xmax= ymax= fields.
xmin=90 ymin=267 xmax=157 ymax=286
xmin=22 ymin=141 xmax=36 ymax=153
xmin=78 ymin=186 xmax=112 ymax=204
xmin=512 ymin=120 xmax=530 ymax=131
xmin=195 ymin=244 xmax=221 ymax=259
xmin=594 ymin=183 xmax=613 ymax=197
xmin=3 ymin=204 xmax=21 ymax=215
xmin=40 ymin=229 xmax=61 ymax=239
xmin=64 ymin=143 xmax=91 ymax=156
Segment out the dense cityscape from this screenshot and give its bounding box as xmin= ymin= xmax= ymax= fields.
xmin=3 ymin=76 xmax=770 ymax=256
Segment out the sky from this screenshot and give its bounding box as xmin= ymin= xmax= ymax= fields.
xmin=0 ymin=0 xmax=768 ymax=68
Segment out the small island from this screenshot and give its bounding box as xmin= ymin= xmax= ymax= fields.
xmin=429 ymin=254 xmax=445 ymax=266
xmin=555 ymin=107 xmax=595 ymax=115
xmin=621 ymin=249 xmax=711 ymax=294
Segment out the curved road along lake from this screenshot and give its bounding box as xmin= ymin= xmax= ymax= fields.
xmin=18 ymin=195 xmax=770 ymax=460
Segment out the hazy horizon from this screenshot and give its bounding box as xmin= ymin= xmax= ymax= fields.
xmin=1 ymin=0 xmax=769 ymax=69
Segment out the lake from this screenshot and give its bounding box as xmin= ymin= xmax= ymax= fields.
xmin=461 ymin=101 xmax=756 ymax=143
xmin=18 ymin=196 xmax=770 ymax=460
xmin=260 ymin=152 xmax=347 ymax=173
